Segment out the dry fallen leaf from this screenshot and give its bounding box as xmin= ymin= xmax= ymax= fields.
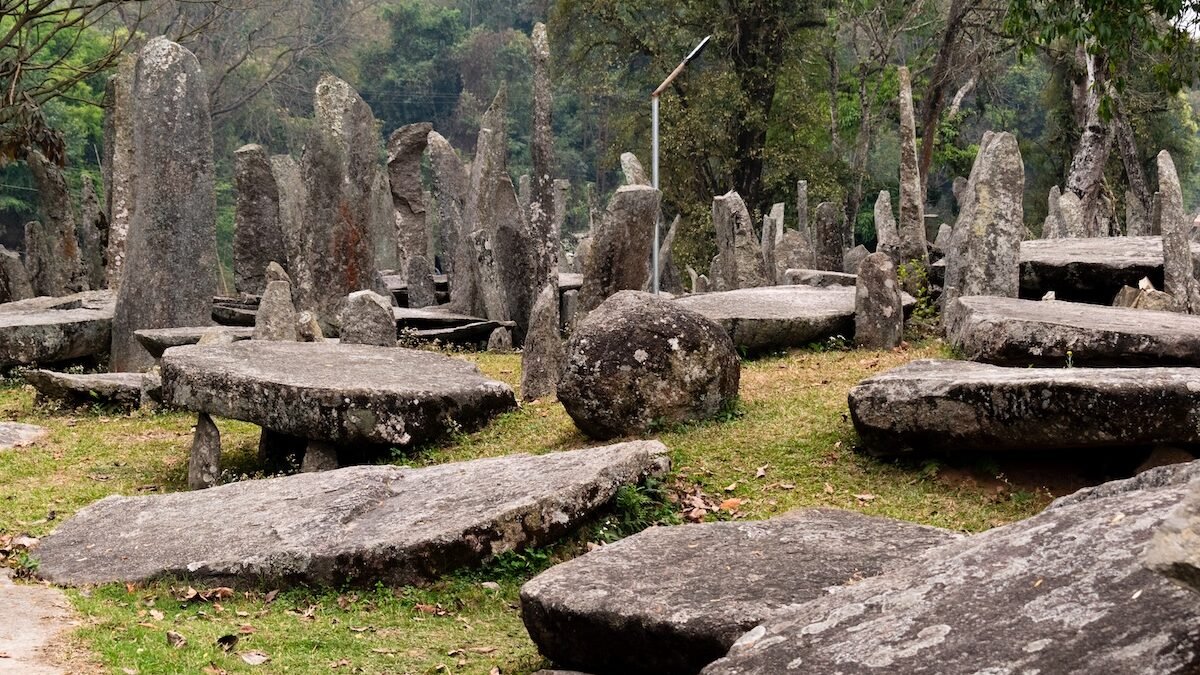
xmin=149 ymin=609 xmax=164 ymax=621
xmin=216 ymin=634 xmax=239 ymax=653
xmin=165 ymin=631 xmax=187 ymax=649
xmin=755 ymin=465 xmax=769 ymax=479
xmin=824 ymin=483 xmax=834 ymax=494
xmin=855 ymin=493 xmax=876 ymax=502
xmin=201 ymin=665 xmax=227 ymax=675
xmin=723 ymin=482 xmax=738 ymax=492
xmin=719 ymin=498 xmax=743 ymax=512
xmin=240 ymin=651 xmax=271 ymax=666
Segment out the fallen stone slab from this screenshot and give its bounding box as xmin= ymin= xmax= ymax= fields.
xmin=394 ymin=306 xmax=514 ymax=331
xmin=0 ymin=291 xmax=114 ymax=369
xmin=34 ymin=441 xmax=670 ymax=587
xmin=0 ymin=568 xmax=76 ymax=674
xmin=558 ymin=272 xmax=583 ymax=291
xmin=211 ymin=298 xmax=257 ymax=327
xmin=160 ymin=341 xmax=516 ymax=446
xmin=673 ymin=286 xmax=913 ymax=354
xmin=134 ymin=326 xmax=255 ymax=359
xmin=946 ymin=295 xmax=1200 ymax=366
xmin=781 ymin=268 xmax=856 ymax=287
xmin=1019 ymin=236 xmax=1200 ymax=303
xmin=411 ymin=321 xmax=514 ymax=345
xmin=24 ymin=370 xmax=144 ymax=410
xmin=703 ymin=461 xmax=1200 ymax=675
xmin=850 ymin=359 xmax=1200 ymax=456
xmin=521 ymin=509 xmax=960 ymax=675
xmin=0 ymin=422 xmax=49 ymax=449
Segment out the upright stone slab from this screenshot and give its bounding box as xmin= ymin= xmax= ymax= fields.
xmin=855 ymin=252 xmax=903 ymax=349
xmin=102 ymin=56 xmax=136 ymax=289
xmin=578 ymin=185 xmax=661 ymax=313
xmin=77 ymin=175 xmax=105 ymax=290
xmin=338 ymin=290 xmax=395 ymax=347
xmin=386 ymin=123 xmax=432 ymax=279
xmin=25 ymin=150 xmax=82 ymax=295
xmin=1042 ymin=186 xmax=1064 ymax=238
xmin=1058 ymin=189 xmax=1086 ymax=238
xmin=110 ymin=38 xmax=216 ymax=372
xmin=942 ymin=131 xmax=1023 ymax=309
xmin=233 ymin=144 xmax=286 ymax=295
xmin=897 ymin=66 xmax=927 ymax=264
xmin=405 ymin=255 xmax=436 ymax=309
xmin=1127 ymin=188 xmax=1151 ymax=237
xmin=813 ymin=201 xmax=842 ymax=271
xmin=712 ymin=191 xmax=768 ymax=290
xmin=620 ymin=152 xmax=651 ymax=186
xmin=295 ymin=75 xmax=389 ymax=332
xmin=427 ymin=131 xmax=467 ymax=285
xmin=1158 ymin=150 xmax=1198 ymax=313
xmin=874 ymin=190 xmax=899 ymax=261
xmin=271 ymin=155 xmax=304 ymax=300
xmin=774 ymin=230 xmax=816 ymax=282
xmin=0 ymin=247 xmax=33 ymax=302
xmin=520 ymin=282 xmax=563 ymax=401
xmin=188 ymin=412 xmax=221 ymax=490
xmin=760 ymin=203 xmax=783 ymax=284
xmin=656 ymin=214 xmax=684 ymax=293
xmin=842 ymin=244 xmax=869 ymax=275
xmin=254 ymin=264 xmax=298 ymax=342
xmin=528 ymin=22 xmax=559 ymax=301
xmin=931 ymin=223 xmax=953 ymax=257
xmin=796 ymin=180 xmax=809 ymax=235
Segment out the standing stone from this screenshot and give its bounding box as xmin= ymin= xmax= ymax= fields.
xmin=427 ymin=131 xmax=468 ymax=286
xmin=188 ymin=412 xmax=220 ymax=490
xmin=657 ymin=215 xmax=684 ymax=294
xmin=773 ymin=230 xmax=817 ymax=283
xmin=855 ymin=252 xmax=904 ymax=349
xmin=270 ymin=155 xmax=304 ymax=299
xmin=295 ymin=75 xmax=389 ymax=332
xmin=931 ymin=223 xmax=953 ymax=257
xmin=386 ymin=123 xmax=432 ymax=279
xmin=560 ymin=288 xmax=580 ymax=332
xmin=254 ymin=264 xmax=298 ymax=342
xmin=102 ymin=56 xmax=136 ymax=289
xmin=487 ymin=327 xmax=513 ymax=352
xmin=952 ymin=176 xmax=968 ymax=206
xmin=0 ymin=247 xmax=33 ymax=303
xmin=553 ymin=179 xmax=570 ymax=258
xmin=110 ymin=38 xmax=217 ymax=373
xmin=842 ymin=244 xmax=869 ymax=275
xmin=713 ymin=191 xmax=768 ymax=289
xmin=620 ymin=152 xmax=651 ymax=186
xmin=1127 ymin=189 xmax=1151 ymax=237
xmin=406 ymin=254 xmax=436 ymax=308
xmin=813 ymin=201 xmax=843 ymax=271
xmin=1151 ymin=191 xmax=1164 ymax=236
xmin=301 ymin=440 xmax=339 ymax=473
xmin=469 ymin=228 xmax=511 ymax=322
xmin=796 ymin=180 xmax=808 ymax=235
xmin=338 ymin=290 xmax=395 ymax=347
xmin=1042 ymin=186 xmax=1065 ymax=239
xmin=1058 ymin=190 xmax=1086 ymax=238
xmin=520 ymin=282 xmax=563 ymax=402
xmin=25 ymin=150 xmax=82 ymax=295
xmin=295 ymin=311 xmax=323 ymax=342
xmin=528 ymin=23 xmax=560 ymax=312
xmin=761 ymin=203 xmax=784 ymax=284
xmin=518 ymin=174 xmax=531 ymax=221
xmin=77 ymin=175 xmax=106 ymax=290
xmin=1157 ymin=150 xmax=1199 ymax=313
xmin=942 ymin=131 xmax=1024 ymax=308
xmin=579 ymin=185 xmax=661 ymax=313
xmin=874 ymin=190 xmax=899 ymax=261
xmin=233 ymin=144 xmax=287 ymax=296
xmin=897 ymin=66 xmax=928 ymax=264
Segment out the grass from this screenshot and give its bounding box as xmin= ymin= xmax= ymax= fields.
xmin=0 ymin=340 xmax=1058 ymax=674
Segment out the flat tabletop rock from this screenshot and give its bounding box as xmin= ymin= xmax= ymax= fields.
xmin=521 ymin=509 xmax=960 ymax=675
xmin=946 ymin=295 xmax=1200 ymax=366
xmin=160 ymin=341 xmax=516 ymax=446
xmin=0 ymin=291 xmax=114 ymax=368
xmin=781 ymin=268 xmax=857 ymax=287
xmin=24 ymin=370 xmax=145 ymax=409
xmin=134 ymin=326 xmax=254 ymax=359
xmin=1019 ymin=236 xmax=1198 ymax=302
xmin=850 ymin=359 xmax=1200 ymax=456
xmin=703 ymin=461 xmax=1200 ymax=675
xmin=0 ymin=422 xmax=48 ymax=449
xmin=393 ymin=306 xmax=515 ymax=330
xmin=34 ymin=441 xmax=670 ymax=587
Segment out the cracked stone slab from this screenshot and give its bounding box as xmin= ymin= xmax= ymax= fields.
xmin=34 ymin=441 xmax=670 ymax=587
xmin=703 ymin=461 xmax=1200 ymax=675
xmin=24 ymin=370 xmax=145 ymax=410
xmin=0 ymin=422 xmax=49 ymax=449
xmin=160 ymin=341 xmax=516 ymax=446
xmin=521 ymin=509 xmax=960 ymax=675
xmin=0 ymin=291 xmax=113 ymax=369
xmin=946 ymin=295 xmax=1200 ymax=366
xmin=850 ymin=359 xmax=1200 ymax=456
xmin=134 ymin=326 xmax=254 ymax=359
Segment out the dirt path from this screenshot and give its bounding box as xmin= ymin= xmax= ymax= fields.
xmin=0 ymin=568 xmax=76 ymax=674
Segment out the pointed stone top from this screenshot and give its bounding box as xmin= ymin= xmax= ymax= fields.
xmin=620 ymin=152 xmax=651 ymax=186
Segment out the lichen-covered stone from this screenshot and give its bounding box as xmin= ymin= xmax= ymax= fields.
xmin=813 ymin=202 xmax=843 ymax=272
xmin=520 ymin=282 xmax=563 ymax=401
xmin=77 ymin=175 xmax=106 ymax=290
xmin=25 ymin=150 xmax=82 ymax=295
xmin=1146 ymin=480 xmax=1200 ymax=594
xmin=897 ymin=67 xmax=927 ymax=264
xmin=233 ymin=144 xmax=287 ymax=295
xmin=405 ymin=255 xmax=436 ymax=309
xmin=24 ymin=370 xmax=144 ymax=410
xmin=0 ymin=291 xmax=113 ymax=368
xmin=338 ymin=290 xmax=395 ymax=347
xmin=188 ymin=412 xmax=221 ymax=490
xmin=578 ymin=186 xmax=661 ymax=313
xmin=134 ymin=326 xmax=253 ymax=359
xmin=1157 ymin=151 xmax=1199 ymax=312
xmin=874 ymin=190 xmax=899 ymax=262
xmin=386 ymin=123 xmax=432 ymax=278
xmin=254 ymin=279 xmax=298 ymax=341
xmin=427 ymin=131 xmax=467 ymax=286
xmin=854 ymin=252 xmax=903 ymax=349
xmin=0 ymin=246 xmax=33 ymax=303
xmin=620 ymin=152 xmax=651 ymax=186
xmin=1019 ymin=235 xmax=1189 ymax=304
xmin=712 ymin=191 xmax=768 ymax=290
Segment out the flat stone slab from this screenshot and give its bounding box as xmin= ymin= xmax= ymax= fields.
xmin=0 ymin=422 xmax=49 ymax=449
xmin=24 ymin=370 xmax=144 ymax=409
xmin=412 ymin=321 xmax=511 ymax=344
xmin=946 ymin=295 xmax=1200 ymax=366
xmin=673 ymin=286 xmax=913 ymax=353
xmin=0 ymin=568 xmax=76 ymax=674
xmin=521 ymin=509 xmax=960 ymax=675
xmin=703 ymin=461 xmax=1200 ymax=675
xmin=1019 ymin=236 xmax=1200 ymax=303
xmin=0 ymin=291 xmax=113 ymax=369
xmin=850 ymin=359 xmax=1200 ymax=456
xmin=134 ymin=326 xmax=254 ymax=359
xmin=781 ymin=268 xmax=857 ymax=287
xmin=160 ymin=341 xmax=516 ymax=446
xmin=34 ymin=441 xmax=670 ymax=587
xmin=394 ymin=306 xmax=514 ymax=330
xmin=558 ymin=272 xmax=584 ymax=291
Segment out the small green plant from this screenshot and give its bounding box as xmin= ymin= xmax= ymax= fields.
xmin=898 ymin=260 xmax=940 ymax=337
xmin=1065 ymin=350 xmax=1075 ymax=368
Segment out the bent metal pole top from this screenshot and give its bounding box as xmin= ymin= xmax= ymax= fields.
xmin=652 ymin=35 xmax=712 ymax=98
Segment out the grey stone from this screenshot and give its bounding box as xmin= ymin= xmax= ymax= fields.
xmin=487 ymin=326 xmax=513 ymax=352
xmin=0 ymin=422 xmax=49 ymax=449
xmin=559 ymin=291 xmax=739 ymax=440
xmin=300 ymin=440 xmax=339 ymax=473
xmin=854 ymin=252 xmax=903 ymax=349
xmin=296 ymin=311 xmax=323 ymax=342
xmin=0 ymin=246 xmax=33 ymax=303
xmin=387 ymin=123 xmax=432 ymax=278
xmin=578 ymin=186 xmax=661 ymax=313
xmin=656 ymin=215 xmax=684 ymax=294
xmin=0 ymin=291 xmax=113 ymax=368
xmin=1128 ymin=188 xmax=1151 ymax=237
xmin=134 ymin=326 xmax=253 ymax=360
xmin=781 ymin=269 xmax=857 ymax=287
xmin=25 ymin=150 xmax=83 ymax=294
xmin=520 ymin=282 xmax=563 ymax=401
xmin=254 ymin=279 xmax=299 ymax=341
xmin=427 ymin=131 xmax=467 ymax=285
xmin=951 ymin=175 xmax=967 ymax=206
xmin=102 ymin=57 xmax=136 ymax=289
xmin=760 ymin=204 xmax=784 ymax=284
xmin=0 ymin=566 xmax=75 ymax=675
xmin=406 ymin=255 xmax=436 ymax=309
xmin=842 ymin=244 xmax=869 ymax=275
xmin=773 ymin=230 xmax=816 ymax=282
xmin=338 ymin=290 xmax=395 ymax=347
xmin=712 ymin=191 xmax=768 ymax=290
xmin=233 ymin=145 xmax=286 ymax=296
xmin=620 ymin=152 xmax=651 ymax=186
xmin=1019 ymin=235 xmax=1193 ymax=303
xmin=560 ymin=288 xmax=580 ymax=333
xmin=270 ymin=155 xmax=305 ymax=301
xmin=1158 ymin=151 xmax=1198 ymax=312
xmin=946 ymin=295 xmax=1200 ymax=366
xmin=24 ymin=370 xmax=144 ymax=410
xmin=874 ymin=190 xmax=899 ymax=262
xmin=266 ymin=261 xmax=289 ymax=284
xmin=77 ymin=174 xmax=106 ymax=290
xmin=813 ymin=202 xmax=843 ymax=272
xmin=1145 ymin=480 xmax=1200 ymax=594
xmin=897 ymin=66 xmax=927 ymax=264
xmin=1042 ymin=186 xmax=1065 ymax=239
xmin=522 ymin=509 xmax=960 ymax=675
xmin=188 ymin=412 xmax=220 ymax=490
xmin=161 ymin=341 xmax=516 ymax=446
xmin=796 ymin=180 xmax=808 ymax=234
xmin=35 ymin=441 xmax=670 ymax=587
xmin=703 ymin=467 xmax=1200 ymax=675
xmin=1058 ymin=189 xmax=1086 ymax=238
xmin=468 ymin=227 xmax=512 ymax=323
xmin=110 ymin=38 xmax=217 ymax=372
xmin=528 ymin=22 xmax=559 ymax=301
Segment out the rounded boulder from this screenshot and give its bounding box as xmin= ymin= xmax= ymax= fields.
xmin=559 ymin=291 xmax=740 ymax=440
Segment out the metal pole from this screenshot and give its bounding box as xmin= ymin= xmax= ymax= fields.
xmin=652 ymin=95 xmax=660 ymax=294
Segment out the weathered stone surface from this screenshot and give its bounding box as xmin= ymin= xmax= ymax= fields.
xmin=0 ymin=566 xmax=75 ymax=674
xmin=25 ymin=150 xmax=82 ymax=295
xmin=782 ymin=269 xmax=857 ymax=287
xmin=24 ymin=370 xmax=143 ymax=409
xmin=339 ymin=290 xmax=396 ymax=347
xmin=134 ymin=326 xmax=254 ymax=359
xmin=578 ymin=186 xmax=661 ymax=313
xmin=270 ymin=155 xmax=305 ymax=300
xmin=1019 ymin=235 xmax=1194 ymax=303
xmin=296 ymin=310 xmax=323 ymax=342
xmin=102 ymin=56 xmax=136 ymax=289
xmin=520 ymin=282 xmax=563 ymax=401
xmin=522 ymin=509 xmax=959 ymax=675
xmin=110 ymin=38 xmax=217 ymax=372
xmin=0 ymin=291 xmax=113 ymax=368
xmin=0 ymin=246 xmax=33 ymax=303
xmin=488 ymin=327 xmax=513 ymax=352
xmin=874 ymin=190 xmax=899 ymax=262
xmin=796 ymin=180 xmax=808 ymax=234
xmin=773 ymin=229 xmax=816 ymax=283
xmin=387 ymin=123 xmax=433 ymax=278
xmin=300 ymin=439 xmax=339 ymax=473
xmin=712 ymin=191 xmax=768 ymax=290
xmin=842 ymin=244 xmax=869 ymax=275
xmin=427 ymin=131 xmax=467 ymax=284
xmin=161 ymin=341 xmax=516 ymax=446
xmin=760 ymin=204 xmax=783 ymax=284
xmin=897 ymin=67 xmax=927 ymax=264
xmin=656 ymin=215 xmax=684 ymax=294
xmin=560 ymin=288 xmax=580 ymax=332
xmin=1058 ymin=189 xmax=1086 ymax=238
xmin=233 ymin=144 xmax=287 ymax=296
xmin=1158 ymin=151 xmax=1198 ymax=312
xmin=405 ymin=255 xmax=436 ymax=309
xmin=813 ymin=202 xmax=843 ymax=272
xmin=620 ymin=152 xmax=651 ymax=186
xmin=851 ymin=359 xmax=1200 ymax=456
xmin=254 ymin=279 xmax=299 ymax=341
xmin=559 ymin=291 xmax=739 ymax=440
xmin=77 ymin=174 xmax=106 ymax=290
xmin=528 ymin=22 xmax=559 ymax=302
xmin=1127 ymin=188 xmax=1151 ymax=237
xmin=854 ymin=253 xmax=903 ymax=349
xmin=188 ymin=412 xmax=221 ymax=490
xmin=35 ymin=441 xmax=669 ymax=587
xmin=1146 ymin=480 xmax=1200 ymax=594
xmin=211 ymin=298 xmax=257 ymax=327
xmin=930 ymin=223 xmax=953 ymax=257
xmin=703 ymin=466 xmax=1200 ymax=675
xmin=946 ymin=295 xmax=1200 ymax=366
xmin=942 ymin=131 xmax=1023 ymax=308
xmin=0 ymin=422 xmax=48 ymax=449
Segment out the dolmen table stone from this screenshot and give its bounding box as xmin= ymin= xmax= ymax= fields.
xmin=780 ymin=268 xmax=857 ymax=287
xmin=33 ymin=440 xmax=670 ymax=587
xmin=134 ymin=326 xmax=255 ymax=359
xmin=211 ymin=297 xmax=258 ymax=327
xmin=946 ymin=295 xmax=1200 ymax=366
xmin=702 ymin=461 xmax=1200 ymax=675
xmin=520 ymin=509 xmax=960 ymax=675
xmin=161 ymin=341 xmax=516 ymax=448
xmin=0 ymin=291 xmax=113 ymax=369
xmin=1019 ymin=236 xmax=1200 ymax=303
xmin=24 ymin=370 xmax=145 ymax=410
xmin=850 ymin=359 xmax=1200 ymax=456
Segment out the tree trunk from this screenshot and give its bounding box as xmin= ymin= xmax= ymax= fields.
xmin=1064 ymin=48 xmax=1114 ymax=237
xmin=917 ymin=0 xmax=967 ymax=199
